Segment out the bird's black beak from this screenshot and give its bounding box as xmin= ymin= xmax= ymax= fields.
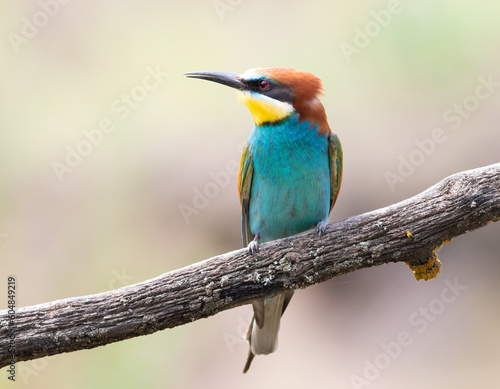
xmin=185 ymin=71 xmax=246 ymax=91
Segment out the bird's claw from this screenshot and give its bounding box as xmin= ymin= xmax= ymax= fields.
xmin=247 ymin=235 xmax=260 ymax=255
xmin=316 ymin=221 xmax=328 ymax=236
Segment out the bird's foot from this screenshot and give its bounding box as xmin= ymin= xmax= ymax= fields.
xmin=316 ymin=221 xmax=328 ymax=237
xmin=247 ymin=234 xmax=260 ymax=255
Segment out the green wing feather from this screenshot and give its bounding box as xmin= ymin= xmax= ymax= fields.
xmin=238 ymin=143 xmax=254 ymax=246
xmin=328 ymin=132 xmax=343 ymax=213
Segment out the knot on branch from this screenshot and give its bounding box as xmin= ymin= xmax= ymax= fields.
xmin=406 ymin=255 xmax=442 ymax=281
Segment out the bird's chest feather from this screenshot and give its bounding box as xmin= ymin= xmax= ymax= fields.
xmin=247 ymin=117 xmax=330 ymax=242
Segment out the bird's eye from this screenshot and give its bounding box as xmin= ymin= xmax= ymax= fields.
xmin=259 ymin=80 xmax=269 ymax=90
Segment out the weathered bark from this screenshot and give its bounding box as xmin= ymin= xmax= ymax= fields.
xmin=1 ymin=163 xmax=499 ymax=368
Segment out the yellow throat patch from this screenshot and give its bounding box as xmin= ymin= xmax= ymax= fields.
xmin=238 ymin=91 xmax=294 ymax=126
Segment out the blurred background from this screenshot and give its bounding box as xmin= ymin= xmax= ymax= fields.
xmin=1 ymin=1 xmax=499 ymax=388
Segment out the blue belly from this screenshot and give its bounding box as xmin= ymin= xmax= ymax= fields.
xmin=247 ymin=115 xmax=330 ymax=243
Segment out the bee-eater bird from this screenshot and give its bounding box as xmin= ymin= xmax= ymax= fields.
xmin=185 ymin=67 xmax=343 ymax=373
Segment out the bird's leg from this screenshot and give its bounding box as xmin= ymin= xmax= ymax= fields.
xmin=316 ymin=221 xmax=328 ymax=236
xmin=247 ymin=234 xmax=260 ymax=255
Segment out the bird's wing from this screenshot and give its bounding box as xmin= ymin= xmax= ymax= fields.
xmin=328 ymin=132 xmax=343 ymax=213
xmin=238 ymin=142 xmax=255 ymax=247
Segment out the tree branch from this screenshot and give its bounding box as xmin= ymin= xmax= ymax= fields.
xmin=1 ymin=163 xmax=500 ymax=368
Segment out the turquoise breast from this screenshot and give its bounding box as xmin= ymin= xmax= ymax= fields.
xmin=247 ymin=113 xmax=330 ymax=243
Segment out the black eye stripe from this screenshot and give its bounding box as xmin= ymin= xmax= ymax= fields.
xmin=246 ymin=79 xmax=272 ymax=92
xmin=243 ymin=78 xmax=295 ymax=104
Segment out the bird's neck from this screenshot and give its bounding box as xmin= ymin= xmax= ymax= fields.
xmin=250 ymin=113 xmax=327 ymax=146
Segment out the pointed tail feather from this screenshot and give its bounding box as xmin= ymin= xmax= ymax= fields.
xmin=242 ymin=291 xmax=295 ymax=372
xmin=243 ymin=350 xmax=255 ymax=373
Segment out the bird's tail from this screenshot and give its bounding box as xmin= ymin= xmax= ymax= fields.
xmin=243 ymin=291 xmax=294 ymax=373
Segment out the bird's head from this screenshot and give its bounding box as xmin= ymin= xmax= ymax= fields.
xmin=185 ymin=67 xmax=330 ymax=134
